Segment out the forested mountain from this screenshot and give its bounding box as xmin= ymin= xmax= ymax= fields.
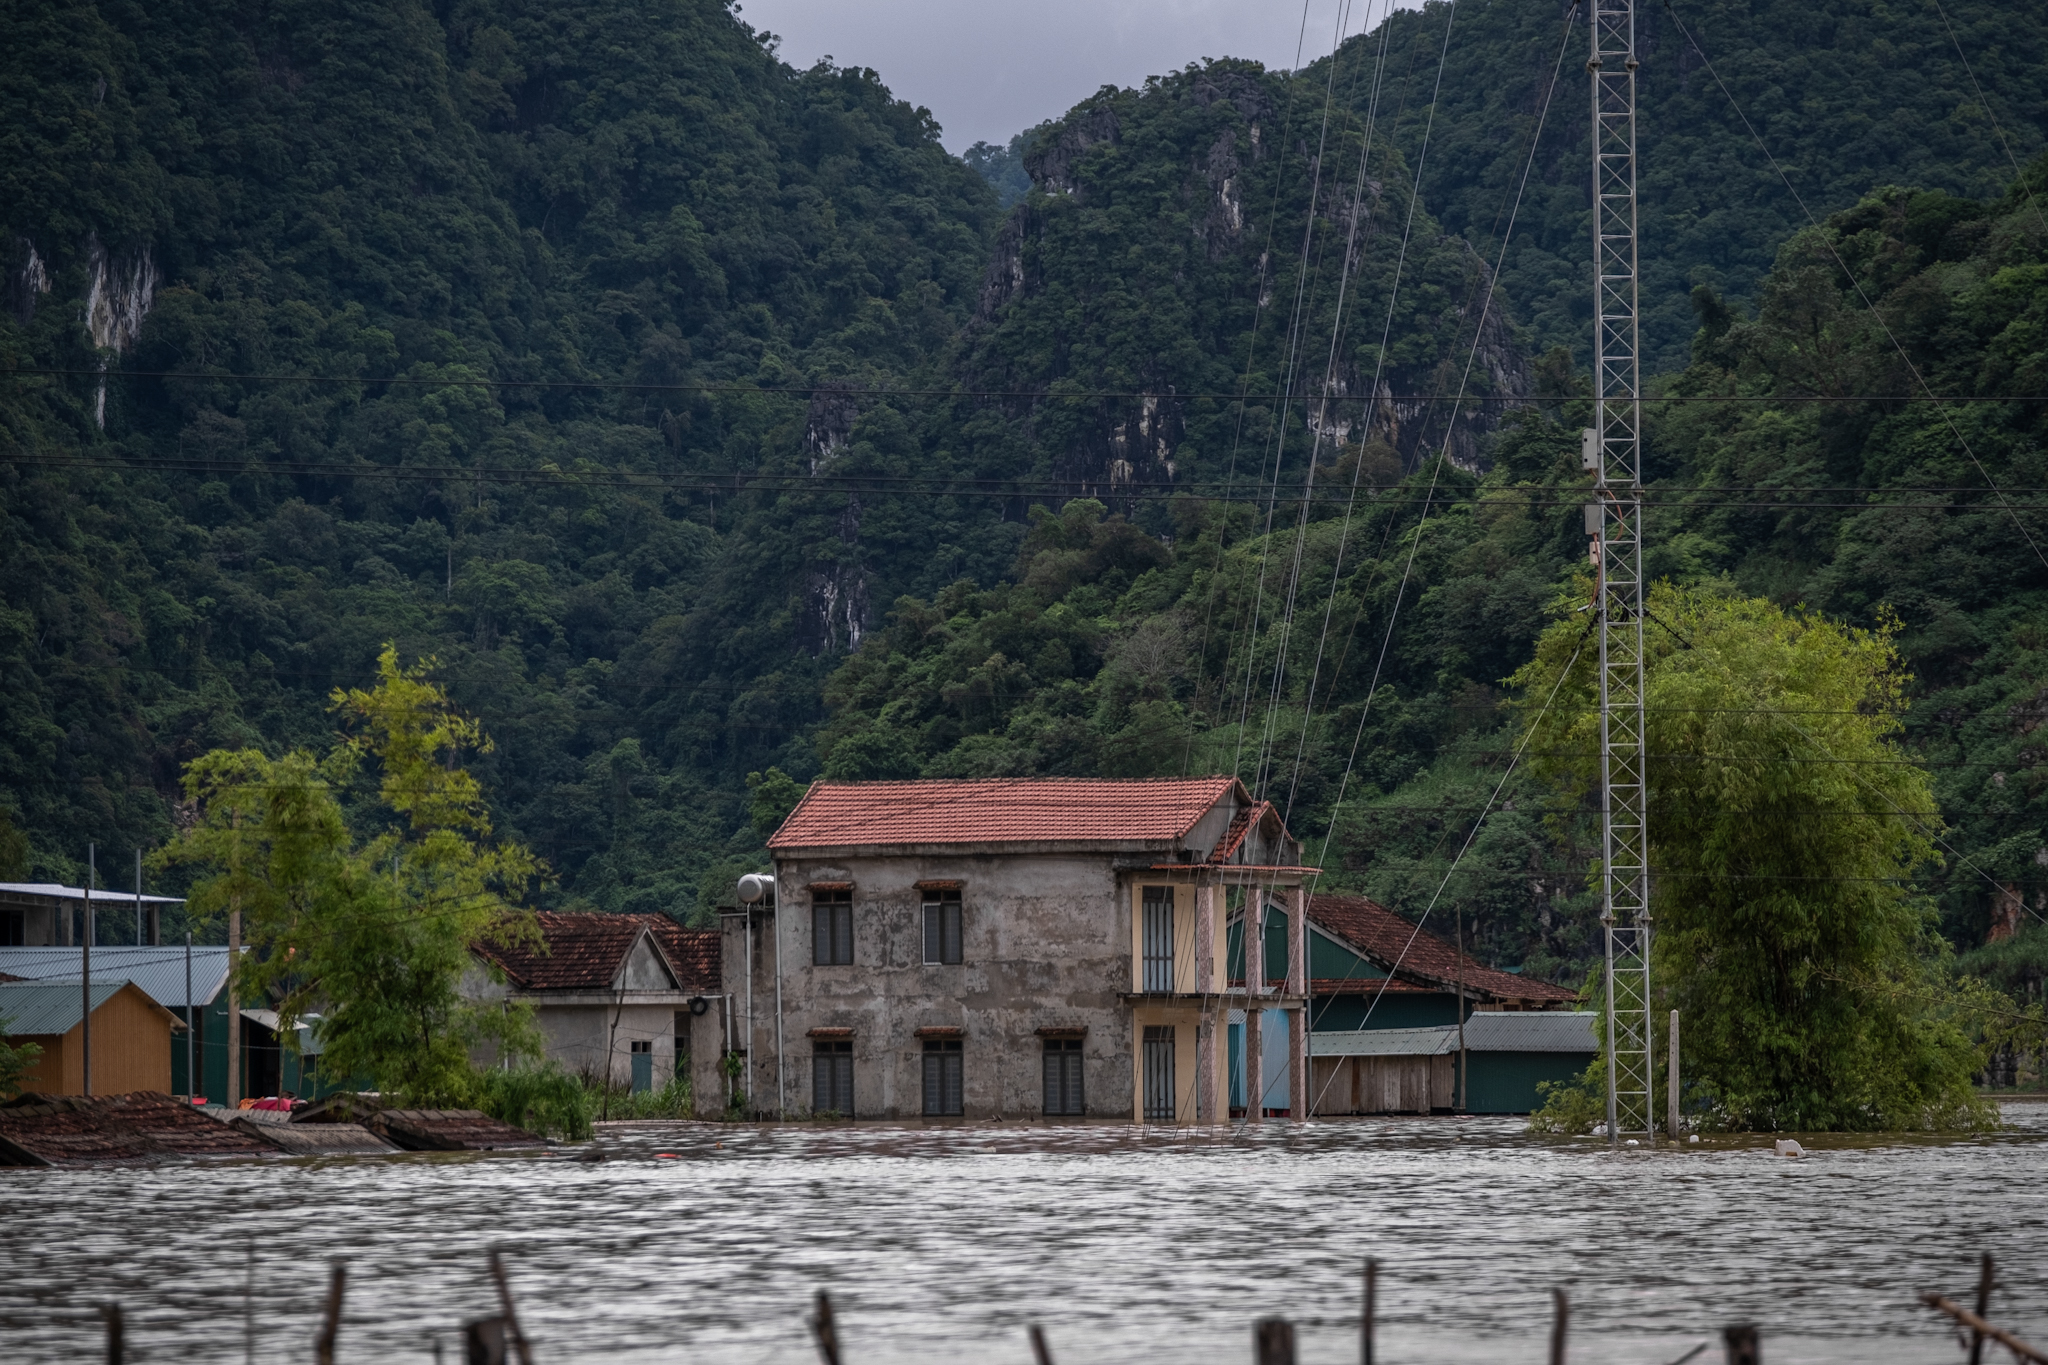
xmin=1299 ymin=0 xmax=2048 ymax=372
xmin=0 ymin=0 xmax=1004 ymax=914
xmin=2 ymin=0 xmax=2044 ymax=1000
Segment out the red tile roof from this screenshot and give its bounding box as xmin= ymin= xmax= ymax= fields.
xmin=1308 ymin=895 xmax=1578 ymax=1004
xmin=768 ymin=776 xmax=1241 ymax=850
xmin=477 ymin=912 xmax=718 ymax=994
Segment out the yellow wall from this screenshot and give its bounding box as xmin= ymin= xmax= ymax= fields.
xmin=15 ymin=984 xmax=176 ymax=1096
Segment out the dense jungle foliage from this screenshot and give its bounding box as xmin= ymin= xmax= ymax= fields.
xmin=2 ymin=0 xmax=2045 ymax=1053
xmin=1326 ymin=0 xmax=2047 ymax=371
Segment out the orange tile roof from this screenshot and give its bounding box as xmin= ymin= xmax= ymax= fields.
xmin=768 ymin=776 xmax=1242 ymax=850
xmin=1308 ymin=895 xmax=1578 ymax=1003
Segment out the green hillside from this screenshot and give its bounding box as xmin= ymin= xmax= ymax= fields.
xmin=1328 ymin=0 xmax=2047 ymax=371
xmin=0 ymin=0 xmax=1003 ymax=912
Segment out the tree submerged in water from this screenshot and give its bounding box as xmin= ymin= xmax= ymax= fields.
xmin=1518 ymin=585 xmax=1995 ymax=1132
xmin=161 ymin=645 xmax=545 ymax=1107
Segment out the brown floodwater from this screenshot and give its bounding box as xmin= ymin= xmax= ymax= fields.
xmin=2 ymin=1103 xmax=2045 ymax=1364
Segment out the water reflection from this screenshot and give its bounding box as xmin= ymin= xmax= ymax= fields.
xmin=2 ymin=1104 xmax=2045 ymax=1363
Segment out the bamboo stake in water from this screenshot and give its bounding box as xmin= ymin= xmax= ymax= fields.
xmin=1550 ymin=1288 xmax=1568 ymax=1365
xmin=1362 ymin=1258 xmax=1378 ymax=1365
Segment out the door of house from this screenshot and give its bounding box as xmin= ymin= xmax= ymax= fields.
xmin=630 ymin=1039 xmax=653 ymax=1093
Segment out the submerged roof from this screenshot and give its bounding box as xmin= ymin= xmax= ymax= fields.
xmin=477 ymin=913 xmax=719 ymax=994
xmin=769 ymin=776 xmax=1244 ymax=851
xmin=0 ymin=1091 xmax=276 ymax=1166
xmin=1307 ymin=895 xmax=1577 ymax=1004
xmin=1309 ymin=1013 xmax=1599 ymax=1057
xmin=0 ymin=946 xmax=236 ymax=1008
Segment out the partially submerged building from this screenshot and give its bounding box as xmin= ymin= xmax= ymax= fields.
xmin=472 ymin=912 xmax=723 ymax=1099
xmin=0 ymin=981 xmax=186 ymax=1095
xmin=0 ymin=945 xmax=240 ymax=1101
xmin=749 ymin=776 xmax=1317 ymax=1123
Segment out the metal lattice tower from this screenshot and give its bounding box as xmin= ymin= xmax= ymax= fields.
xmin=1590 ymin=0 xmax=1653 ymax=1146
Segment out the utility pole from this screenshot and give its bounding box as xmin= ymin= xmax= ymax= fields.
xmin=1588 ymin=0 xmax=1654 ymax=1146
xmin=227 ymin=809 xmax=242 ymax=1110
xmin=83 ymin=845 xmax=95 ymax=1097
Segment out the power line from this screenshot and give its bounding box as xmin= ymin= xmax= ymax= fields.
xmin=5 ymin=365 xmax=2045 ymax=404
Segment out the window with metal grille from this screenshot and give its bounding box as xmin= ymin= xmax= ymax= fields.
xmin=1142 ymin=886 xmax=1175 ymax=992
xmin=812 ymin=888 xmax=853 ymax=965
xmin=1042 ymin=1038 xmax=1084 ymax=1116
xmin=922 ymin=889 xmax=962 ymax=965
xmin=813 ymin=1040 xmax=853 ymax=1116
xmin=1142 ymin=1025 xmax=1176 ymax=1122
xmin=672 ymin=1010 xmax=691 ymax=1079
xmin=921 ymin=1039 xmax=963 ymax=1116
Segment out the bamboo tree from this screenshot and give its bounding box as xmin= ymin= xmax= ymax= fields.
xmin=1516 ymin=584 xmax=1993 ymax=1131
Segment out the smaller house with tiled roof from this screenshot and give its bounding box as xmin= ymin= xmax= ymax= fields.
xmin=752 ymin=775 xmax=1318 ymax=1125
xmin=471 ymin=913 xmax=722 ymax=1100
xmin=1250 ymin=895 xmax=1588 ymax=1115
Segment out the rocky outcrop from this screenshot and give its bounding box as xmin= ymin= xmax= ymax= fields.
xmin=2 ymin=237 xmax=49 ymax=326
xmin=1023 ymin=102 xmax=1119 ymax=197
xmin=799 ymin=385 xmax=870 ymax=656
xmin=82 ymin=233 xmax=159 ymax=429
xmin=84 ymin=233 xmax=157 ymax=353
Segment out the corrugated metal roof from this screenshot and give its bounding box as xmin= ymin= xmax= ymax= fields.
xmin=768 ymin=776 xmax=1241 ymax=850
xmin=0 ymin=946 xmax=236 ymax=1008
xmin=0 ymin=882 xmax=184 ymax=904
xmin=1461 ymin=1011 xmax=1599 ymax=1052
xmin=1311 ymin=1026 xmax=1457 ymax=1057
xmin=1309 ymin=1012 xmax=1600 ymax=1057
xmin=0 ymin=982 xmax=124 ymax=1036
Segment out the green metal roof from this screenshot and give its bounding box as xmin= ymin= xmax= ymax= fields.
xmin=0 ymin=982 xmax=124 ymax=1036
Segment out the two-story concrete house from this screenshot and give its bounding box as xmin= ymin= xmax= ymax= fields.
xmin=730 ymin=775 xmax=1318 ymax=1124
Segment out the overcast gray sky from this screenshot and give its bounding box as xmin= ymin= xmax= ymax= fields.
xmin=736 ymin=0 xmax=1418 ymax=152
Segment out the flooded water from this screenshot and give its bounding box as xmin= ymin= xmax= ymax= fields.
xmin=3 ymin=1104 xmax=2046 ymax=1365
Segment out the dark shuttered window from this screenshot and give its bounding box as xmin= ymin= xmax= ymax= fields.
xmin=813 ymin=1041 xmax=853 ymax=1116
xmin=1142 ymin=1025 xmax=1176 ymax=1122
xmin=812 ymin=888 xmax=853 ymax=965
xmin=1142 ymin=886 xmax=1175 ymax=991
xmin=1042 ymin=1038 xmax=1085 ymax=1116
xmin=921 ymin=1039 xmax=963 ymax=1116
xmin=922 ymin=889 xmax=963 ymax=965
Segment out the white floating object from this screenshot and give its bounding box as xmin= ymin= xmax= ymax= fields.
xmin=1774 ymin=1138 xmax=1804 ymax=1158
xmin=1625 ymin=1138 xmax=1640 ymax=1147
xmin=1688 ymin=1134 xmax=1700 ymax=1143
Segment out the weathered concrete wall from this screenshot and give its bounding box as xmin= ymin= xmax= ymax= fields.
xmin=737 ymin=852 xmax=1137 ymax=1120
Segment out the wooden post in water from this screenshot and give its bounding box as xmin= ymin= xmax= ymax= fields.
xmin=315 ymin=1262 xmax=346 ymax=1365
xmin=1723 ymin=1323 xmax=1760 ymax=1365
xmin=811 ymin=1290 xmax=842 ymax=1365
xmin=489 ymin=1251 xmax=534 ymax=1365
xmin=1970 ymin=1252 xmax=1995 ymax=1365
xmin=1361 ymin=1258 xmax=1378 ymax=1365
xmin=1254 ymin=1318 xmax=1296 ymax=1365
xmin=1668 ymin=1009 xmax=1681 ymax=1137
xmin=1029 ymin=1323 xmax=1054 ymax=1365
xmin=101 ymin=1303 xmax=123 ymax=1365
xmin=1550 ymin=1288 xmax=1568 ymax=1365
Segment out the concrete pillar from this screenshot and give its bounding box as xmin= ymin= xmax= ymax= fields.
xmin=1195 ymin=881 xmax=1216 ymax=994
xmin=1286 ymin=883 xmax=1307 ymax=995
xmin=1196 ymin=1009 xmax=1215 ymax=1124
xmin=1288 ymin=1008 xmax=1308 ymax=1120
xmin=1244 ymin=1006 xmax=1263 ymax=1124
xmin=1245 ymin=896 xmax=1265 ymax=997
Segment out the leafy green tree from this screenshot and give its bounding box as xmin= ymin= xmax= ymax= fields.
xmin=1515 ymin=584 xmax=1992 ymax=1130
xmin=745 ymin=767 xmax=806 ymax=840
xmin=0 ymin=1027 xmax=42 ymax=1100
xmin=161 ymin=646 xmax=542 ymax=1104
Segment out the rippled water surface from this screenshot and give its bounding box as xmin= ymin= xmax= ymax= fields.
xmin=4 ymin=1103 xmax=2047 ymax=1364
